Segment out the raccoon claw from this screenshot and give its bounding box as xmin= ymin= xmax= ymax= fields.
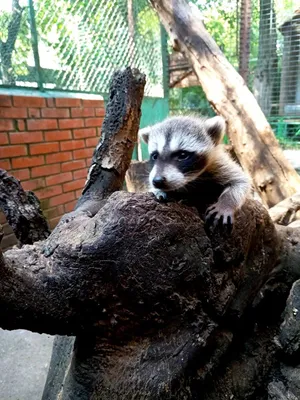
xmin=205 ymin=204 xmax=234 ymax=229
xmin=152 ymin=189 xmax=168 ymax=202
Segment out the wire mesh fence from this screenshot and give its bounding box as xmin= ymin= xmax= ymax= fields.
xmin=0 ymin=0 xmax=166 ymax=97
xmin=169 ymin=0 xmax=300 ymax=148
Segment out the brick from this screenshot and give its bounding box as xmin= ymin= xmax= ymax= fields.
xmin=61 ymin=160 xmax=86 ymax=172
xmin=73 ymin=148 xmax=94 ymax=160
xmin=12 ymin=156 xmax=44 ymax=169
xmin=55 ymin=98 xmax=81 ymax=108
xmin=22 ymin=178 xmax=45 ymax=191
xmin=95 ymin=107 xmax=105 ymax=117
xmin=63 ymin=178 xmax=85 ymax=192
xmin=0 ymin=95 xmax=12 ymax=107
xmin=0 ymin=159 xmax=11 ymax=170
xmin=46 ymin=172 xmax=72 ymax=186
xmin=10 ymin=131 xmax=43 ymax=144
xmin=42 ymin=108 xmax=70 ymax=118
xmin=27 ymin=119 xmax=57 ymax=131
xmin=0 ymin=120 xmax=14 ymax=131
xmin=49 ymin=192 xmax=75 ymax=207
xmin=0 ymin=107 xmax=27 ymax=118
xmin=0 ymin=145 xmax=27 ymax=159
xmin=11 ymin=168 xmax=30 ymax=181
xmin=27 ymin=119 xmax=58 ymax=131
xmin=46 ymin=98 xmax=55 ymax=107
xmin=28 ymin=108 xmax=41 ymax=118
xmin=58 ymin=119 xmax=84 ymax=130
xmin=64 ymin=200 xmax=77 ymax=213
xmin=46 ymin=151 xmax=72 ymax=164
xmin=73 ymin=128 xmax=96 ymax=139
xmin=31 ymin=163 xmax=60 ymax=178
xmin=44 ymin=205 xmax=64 ymax=220
xmin=85 ymin=137 xmax=99 ymax=148
xmin=82 ymin=99 xmax=104 ymax=107
xmin=60 ymin=140 xmax=85 ymax=151
xmin=30 ymin=142 xmax=59 ymax=155
xmin=13 ymin=96 xmax=46 ymax=108
xmin=49 ymin=216 xmax=62 ymax=230
xmin=45 ymin=130 xmax=72 ymax=141
xmin=36 ymin=185 xmax=63 ymax=200
xmin=73 ymin=168 xmax=88 ymax=180
xmin=17 ymin=120 xmax=26 ymax=131
xmin=71 ymin=107 xmax=95 ymax=118
xmin=0 ymin=132 xmax=8 ymax=145
xmin=85 ymin=118 xmax=103 ymax=128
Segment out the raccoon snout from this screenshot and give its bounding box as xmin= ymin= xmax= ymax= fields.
xmin=152 ymin=176 xmax=166 ymax=189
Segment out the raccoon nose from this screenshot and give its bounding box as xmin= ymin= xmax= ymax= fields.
xmin=153 ymin=176 xmax=166 ymax=189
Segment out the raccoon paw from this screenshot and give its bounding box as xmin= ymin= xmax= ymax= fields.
xmin=205 ymin=203 xmax=234 ymax=228
xmin=152 ymin=189 xmax=168 ymax=202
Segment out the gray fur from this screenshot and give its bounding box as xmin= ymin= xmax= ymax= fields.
xmin=140 ymin=115 xmax=251 ymax=225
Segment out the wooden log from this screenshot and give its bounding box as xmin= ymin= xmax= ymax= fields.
xmin=149 ymin=0 xmax=300 ymax=207
xmin=269 ymin=192 xmax=300 ymax=225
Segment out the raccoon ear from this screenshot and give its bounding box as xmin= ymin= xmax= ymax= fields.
xmin=204 ymin=116 xmax=226 ymax=144
xmin=138 ymin=127 xmax=151 ymax=144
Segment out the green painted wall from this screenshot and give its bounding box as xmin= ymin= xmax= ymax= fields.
xmin=136 ymin=97 xmax=169 ymax=160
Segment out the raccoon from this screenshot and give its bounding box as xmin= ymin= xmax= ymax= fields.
xmin=139 ymin=115 xmax=251 ymax=226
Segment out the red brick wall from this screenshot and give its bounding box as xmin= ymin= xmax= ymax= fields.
xmin=0 ymin=94 xmax=105 ymax=250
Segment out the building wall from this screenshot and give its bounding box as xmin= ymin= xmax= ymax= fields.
xmin=0 ymin=93 xmax=105 ymax=250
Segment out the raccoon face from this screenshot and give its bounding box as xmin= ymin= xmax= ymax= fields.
xmin=149 ymin=149 xmax=209 ymax=191
xmin=140 ymin=116 xmax=225 ymax=191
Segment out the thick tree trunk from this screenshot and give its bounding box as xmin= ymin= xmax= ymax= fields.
xmin=149 ymin=0 xmax=300 ymax=207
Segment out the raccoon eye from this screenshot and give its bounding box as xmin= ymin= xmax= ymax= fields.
xmin=151 ymin=151 xmax=158 ymax=161
xmin=176 ymin=151 xmax=190 ymax=161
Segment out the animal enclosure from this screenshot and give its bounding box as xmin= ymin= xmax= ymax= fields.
xmin=169 ymin=0 xmax=300 ymax=147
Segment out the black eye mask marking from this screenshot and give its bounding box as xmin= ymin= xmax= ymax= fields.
xmin=176 ymin=152 xmax=208 ymax=174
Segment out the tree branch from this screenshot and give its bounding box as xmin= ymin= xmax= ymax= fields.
xmin=269 ymin=192 xmax=300 ymax=225
xmin=0 ymin=169 xmax=50 ymax=245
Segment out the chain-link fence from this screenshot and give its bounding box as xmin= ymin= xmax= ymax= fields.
xmin=169 ymin=0 xmax=300 ymax=148
xmin=0 ymin=0 xmax=166 ymax=98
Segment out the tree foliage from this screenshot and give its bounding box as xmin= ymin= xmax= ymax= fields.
xmin=0 ymin=0 xmax=163 ymax=95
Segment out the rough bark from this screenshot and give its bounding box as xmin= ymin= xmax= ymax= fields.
xmin=74 ymin=67 xmax=145 ymax=216
xmin=0 ymin=191 xmax=282 ymax=399
xmin=0 ymin=169 xmax=50 ymax=245
xmin=149 ymin=0 xmax=300 ymax=207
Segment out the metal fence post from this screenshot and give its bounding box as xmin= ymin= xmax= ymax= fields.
xmin=28 ymin=0 xmax=44 ymax=90
xmin=160 ymin=24 xmax=169 ymax=100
